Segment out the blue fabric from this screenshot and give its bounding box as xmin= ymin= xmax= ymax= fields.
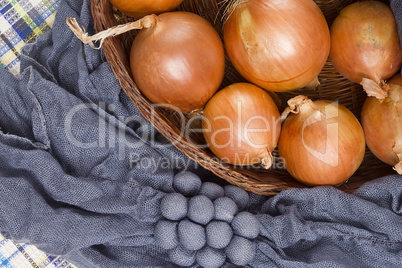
xmin=391 ymin=0 xmax=402 ymax=46
xmin=255 ymin=176 xmax=402 ymax=267
xmin=0 ymin=0 xmax=401 ymax=267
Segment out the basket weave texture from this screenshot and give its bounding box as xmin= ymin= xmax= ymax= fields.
xmin=90 ymin=0 xmax=395 ymax=195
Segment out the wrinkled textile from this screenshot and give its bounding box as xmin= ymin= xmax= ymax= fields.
xmin=0 ymin=0 xmax=401 ymax=267
xmin=391 ymin=0 xmax=402 ymax=46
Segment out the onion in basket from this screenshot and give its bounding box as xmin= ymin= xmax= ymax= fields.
xmin=66 ymin=12 xmax=225 ymax=113
xmin=109 ymin=0 xmax=184 ymax=18
xmin=361 ymin=74 xmax=402 ymax=174
xmin=330 ymin=1 xmax=402 ymax=99
xmin=202 ymin=83 xmax=281 ymax=168
xmin=278 ymin=96 xmax=366 ymax=186
xmin=223 ymin=0 xmax=330 ymax=92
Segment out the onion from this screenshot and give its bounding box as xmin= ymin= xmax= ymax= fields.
xmin=330 ymin=1 xmax=402 ymax=99
xmin=278 ymin=96 xmax=366 ymax=186
xmin=361 ymin=74 xmax=402 ymax=174
xmin=67 ymin=12 xmax=225 ymax=113
xmin=109 ymin=0 xmax=184 ymax=18
xmin=223 ymin=0 xmax=330 ymax=92
xmin=130 ymin=12 xmax=225 ymax=112
xmin=202 ymin=83 xmax=281 ymax=168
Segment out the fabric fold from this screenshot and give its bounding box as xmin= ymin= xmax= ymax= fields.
xmin=255 ymin=175 xmax=402 ymax=267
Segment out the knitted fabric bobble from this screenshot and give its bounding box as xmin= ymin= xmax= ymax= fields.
xmin=178 ymin=219 xmax=206 ymax=251
xmin=214 ymin=197 xmax=238 ymax=223
xmin=154 ymin=220 xmax=179 ymax=250
xmin=206 ymin=221 xmax=233 ymax=249
xmin=160 ymin=193 xmax=187 ymax=221
xmin=169 ymin=245 xmax=196 ymax=267
xmin=225 ymin=235 xmax=256 ymax=266
xmin=224 ymin=185 xmax=250 ymax=211
xmin=187 ymin=195 xmax=215 ymax=225
xmin=196 ymin=246 xmax=226 ymax=268
xmin=231 ymin=211 xmax=260 ymax=239
xmin=199 ymin=182 xmax=225 ymax=200
xmin=173 ymin=172 xmax=202 ymax=197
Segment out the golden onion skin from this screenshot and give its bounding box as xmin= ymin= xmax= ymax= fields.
xmin=330 ymin=1 xmax=402 ymax=86
xmin=223 ymin=0 xmax=330 ymax=92
xmin=279 ymin=99 xmax=366 ymax=186
xmin=130 ymin=12 xmax=225 ymax=113
xmin=202 ymin=83 xmax=281 ymax=167
xmin=361 ymin=75 xmax=402 ymax=173
xmin=109 ymin=0 xmax=184 ymax=18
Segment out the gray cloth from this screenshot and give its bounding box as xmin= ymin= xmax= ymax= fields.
xmin=391 ymin=0 xmax=402 ymax=46
xmin=0 ymin=0 xmax=401 ymax=267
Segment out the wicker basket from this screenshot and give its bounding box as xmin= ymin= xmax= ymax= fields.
xmin=90 ymin=0 xmax=395 ymax=195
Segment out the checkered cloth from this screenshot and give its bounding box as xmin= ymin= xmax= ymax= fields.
xmin=0 ymin=234 xmax=75 ymax=268
xmin=0 ymin=1 xmax=76 ymax=267
xmin=0 ymin=0 xmax=60 ymax=76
